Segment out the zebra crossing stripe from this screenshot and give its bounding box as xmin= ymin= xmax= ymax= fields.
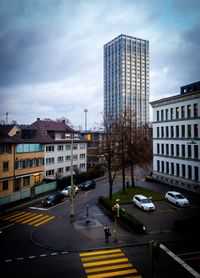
xmin=34 ymin=216 xmax=55 ymax=227
xmin=80 ymin=249 xmax=141 ymax=278
xmin=3 ymin=211 xmax=26 ymax=220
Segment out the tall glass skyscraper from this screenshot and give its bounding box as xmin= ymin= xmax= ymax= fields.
xmin=104 ymin=34 xmax=149 ymax=126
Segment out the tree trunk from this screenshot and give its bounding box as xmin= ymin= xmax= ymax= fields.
xmin=131 ymin=164 xmax=135 ymax=187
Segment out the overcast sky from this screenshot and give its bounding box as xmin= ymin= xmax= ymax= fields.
xmin=0 ymin=0 xmax=199 ymax=129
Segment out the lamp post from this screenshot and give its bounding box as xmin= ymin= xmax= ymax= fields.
xmin=114 ymin=198 xmax=120 ymax=242
xmin=70 ymin=133 xmax=74 ymax=217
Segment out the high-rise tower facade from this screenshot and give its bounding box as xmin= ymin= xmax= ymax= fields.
xmin=104 ymin=34 xmax=149 ymax=125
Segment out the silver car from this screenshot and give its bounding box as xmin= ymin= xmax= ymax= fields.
xmin=165 ymin=191 xmax=189 ymax=207
xmin=133 ymin=194 xmax=155 ymax=211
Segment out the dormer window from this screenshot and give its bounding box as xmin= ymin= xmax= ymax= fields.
xmin=55 ymin=133 xmax=62 ymax=139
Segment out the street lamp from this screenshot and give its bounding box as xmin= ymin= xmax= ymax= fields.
xmin=84 ymin=108 xmax=88 ymax=131
xmin=70 ymin=133 xmax=74 ymax=217
xmin=113 ymin=198 xmax=120 ymax=242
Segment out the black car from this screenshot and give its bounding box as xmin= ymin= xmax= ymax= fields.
xmin=81 ymin=180 xmax=96 ymax=190
xmin=42 ymin=192 xmax=65 ymax=207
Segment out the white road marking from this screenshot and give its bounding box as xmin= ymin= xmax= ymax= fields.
xmin=5 ymin=259 xmax=12 ymax=263
xmin=40 ymin=254 xmax=47 ymax=257
xmin=17 ymin=257 xmax=24 ymax=261
xmin=28 ymin=256 xmax=36 ymax=259
xmin=29 ymin=207 xmax=48 ymax=211
xmin=51 ymin=252 xmax=57 ymax=256
xmin=0 ymin=223 xmax=15 ymax=231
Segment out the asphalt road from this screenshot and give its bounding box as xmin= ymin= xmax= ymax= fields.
xmin=0 ymin=173 xmax=200 ymax=277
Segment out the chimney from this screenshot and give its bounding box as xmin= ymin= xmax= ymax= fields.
xmin=37 ymin=118 xmax=40 ymax=121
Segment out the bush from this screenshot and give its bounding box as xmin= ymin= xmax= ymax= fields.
xmin=98 ymin=196 xmax=145 ymax=234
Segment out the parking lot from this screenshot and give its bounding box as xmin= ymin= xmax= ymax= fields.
xmin=122 ymin=200 xmax=198 ymax=233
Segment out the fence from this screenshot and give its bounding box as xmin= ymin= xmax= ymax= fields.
xmin=0 ymin=181 xmax=57 ymax=207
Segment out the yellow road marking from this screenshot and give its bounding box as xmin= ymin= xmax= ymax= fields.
xmin=28 ymin=215 xmax=51 ymax=225
xmin=83 ymin=258 xmax=129 ymax=268
xmin=15 ymin=212 xmax=35 ymax=222
xmin=34 ymin=216 xmax=55 ymax=227
xmin=80 ymin=249 xmax=122 ymax=257
xmin=85 ymin=263 xmax=133 ymax=273
xmin=81 ymin=252 xmax=125 ymax=262
xmin=21 ymin=214 xmax=44 ymax=224
xmin=3 ymin=211 xmax=26 ymax=220
xmin=87 ymin=268 xmax=138 ymax=278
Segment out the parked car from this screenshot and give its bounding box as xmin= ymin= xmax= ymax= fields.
xmin=42 ymin=192 xmax=65 ymax=207
xmin=80 ymin=180 xmax=96 ymax=190
xmin=132 ymin=194 xmax=155 ymax=211
xmin=62 ymin=185 xmax=79 ymax=196
xmin=165 ymin=191 xmax=189 ymax=207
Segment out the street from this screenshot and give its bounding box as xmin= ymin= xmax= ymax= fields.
xmin=0 ymin=174 xmax=200 ymax=277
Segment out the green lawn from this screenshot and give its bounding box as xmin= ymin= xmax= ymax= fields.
xmin=112 ymin=186 xmax=164 ymax=203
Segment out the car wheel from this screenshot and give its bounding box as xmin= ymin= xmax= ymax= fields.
xmin=176 ymin=202 xmax=179 ymax=206
xmin=141 ymin=206 xmax=144 ymax=211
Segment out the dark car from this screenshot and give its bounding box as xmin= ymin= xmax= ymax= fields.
xmin=42 ymin=192 xmax=65 ymax=207
xmin=81 ymin=180 xmax=96 ymax=190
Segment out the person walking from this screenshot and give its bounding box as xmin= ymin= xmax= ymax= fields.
xmin=104 ymin=224 xmax=111 ymax=243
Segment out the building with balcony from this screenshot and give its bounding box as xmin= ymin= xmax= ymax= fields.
xmin=150 ymin=81 xmax=200 ymax=192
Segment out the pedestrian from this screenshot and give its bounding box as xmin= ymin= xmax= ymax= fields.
xmin=104 ymin=224 xmax=111 ymax=243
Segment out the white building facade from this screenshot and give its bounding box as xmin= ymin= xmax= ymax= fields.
xmin=150 ymin=82 xmax=200 ymax=192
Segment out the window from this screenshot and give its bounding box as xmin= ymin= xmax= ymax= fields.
xmin=194 ymin=166 xmax=199 ymax=181
xmin=73 ymin=144 xmax=78 ymax=150
xmin=181 ymin=106 xmax=185 ymax=118
xmin=46 ymin=146 xmax=54 ymax=152
xmin=161 ymin=161 xmax=164 ymax=172
xmin=3 ymin=180 xmax=8 ymax=190
xmin=188 ymin=165 xmax=192 ymax=179
xmin=58 ymin=156 xmax=64 ymax=163
xmin=34 ymin=174 xmax=40 ymax=183
xmin=0 ymin=145 xmax=11 ymax=154
xmin=181 ymin=125 xmax=185 ymax=138
xmin=46 ymin=169 xmax=54 ymax=176
xmin=194 ymin=124 xmax=198 ymax=138
xmin=170 ymin=108 xmax=174 ymax=120
xmin=182 ymin=145 xmax=185 ymax=157
xmin=187 ymin=105 xmax=191 ymax=117
xmin=171 ymin=144 xmax=174 ymax=156
xmin=57 ymin=168 xmax=63 ymax=173
xmin=157 ymin=160 xmax=160 ymax=172
xmin=194 ymin=103 xmax=198 ymax=117
xmin=80 ymin=163 xmax=86 ymax=169
xmin=165 ymin=109 xmax=169 ymax=120
xmin=65 ymin=155 xmax=71 ymax=161
xmin=161 ymin=144 xmax=164 ymax=154
xmin=188 ymin=145 xmax=191 ymax=158
xmin=3 ymin=161 xmax=9 ymax=171
xmin=187 ymin=125 xmax=191 ymax=137
xmin=161 ymin=127 xmax=164 ymax=137
xmin=66 ymin=144 xmax=71 ymax=150
xmin=80 ymin=144 xmax=86 ymax=150
xmin=182 ymin=164 xmax=185 ymax=178
xmin=176 ymin=125 xmax=179 ymax=137
xmin=46 ymin=158 xmax=54 ymax=165
xmin=80 ymin=153 xmax=85 ymax=160
xmin=23 ymin=176 xmax=30 ymax=186
xmin=157 ymin=144 xmax=160 ymax=154
xmin=157 ymin=127 xmax=160 ymax=137
xmin=166 ymin=162 xmax=169 ymax=174
xmin=170 ymin=126 xmax=174 ymax=137
xmin=171 ymin=162 xmax=174 ymax=175
xmin=166 ymin=126 xmax=169 ymax=137
xmin=176 ymin=163 xmax=180 ymax=176
xmin=176 ymin=144 xmax=179 ymax=156
xmin=73 ymin=154 xmax=78 ymax=160
xmin=66 ymin=166 xmax=70 ymax=172
xmin=194 ymin=145 xmax=198 ymax=159
xmin=161 ymin=110 xmax=164 ymax=121
xmin=176 ymin=107 xmax=179 ymax=119
xmin=166 ymin=144 xmax=169 ymax=155
xmin=156 ymin=110 xmax=159 ymax=121
xmin=57 ymin=145 xmax=63 ymax=151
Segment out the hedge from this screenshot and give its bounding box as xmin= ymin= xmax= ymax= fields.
xmin=98 ymin=196 xmax=146 ymax=234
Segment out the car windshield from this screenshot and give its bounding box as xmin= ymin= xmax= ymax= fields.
xmin=141 ymin=199 xmax=151 ymax=204
xmin=175 ymin=194 xmax=185 ymax=199
xmin=47 ymin=195 xmax=55 ymax=200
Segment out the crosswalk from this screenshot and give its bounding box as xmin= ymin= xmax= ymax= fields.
xmin=80 ymin=248 xmax=142 ymax=278
xmin=0 ymin=211 xmax=55 ymax=227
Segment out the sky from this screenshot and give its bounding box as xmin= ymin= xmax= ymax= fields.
xmin=0 ymin=0 xmax=200 ymax=129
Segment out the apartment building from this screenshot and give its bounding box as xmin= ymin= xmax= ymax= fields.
xmin=104 ymin=34 xmax=149 ymax=126
xmin=150 ymin=81 xmax=200 ymax=192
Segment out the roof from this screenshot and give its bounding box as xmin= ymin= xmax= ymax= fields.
xmin=0 ymin=129 xmax=19 ymax=144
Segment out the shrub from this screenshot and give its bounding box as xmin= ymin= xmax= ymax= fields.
xmin=98 ymin=196 xmax=145 ymax=234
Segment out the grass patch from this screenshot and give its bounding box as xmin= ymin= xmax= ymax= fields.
xmin=112 ymin=186 xmax=164 ymax=203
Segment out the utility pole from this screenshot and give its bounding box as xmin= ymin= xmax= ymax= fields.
xmin=6 ymin=112 xmax=8 ymax=125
